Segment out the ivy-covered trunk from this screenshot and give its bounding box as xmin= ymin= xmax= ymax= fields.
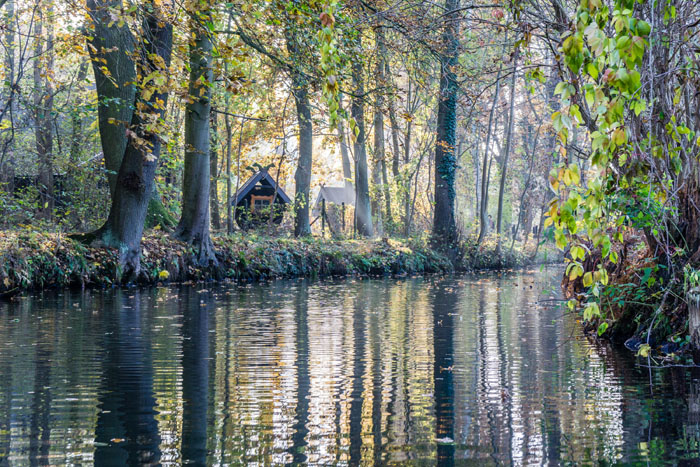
xmin=432 ymin=0 xmax=460 ymax=251
xmin=174 ymin=3 xmax=217 ymax=266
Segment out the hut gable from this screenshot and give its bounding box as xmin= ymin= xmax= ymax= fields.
xmin=232 ymin=169 xmax=292 ymax=206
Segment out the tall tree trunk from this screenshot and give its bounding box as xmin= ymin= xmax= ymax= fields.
xmin=85 ymin=0 xmax=136 ymax=195
xmin=87 ymin=0 xmax=174 ymax=230
xmin=511 ymin=118 xmax=540 ymax=253
xmin=532 ymin=68 xmax=560 ymax=260
xmin=174 ymin=3 xmax=216 ymax=266
xmin=284 ymin=24 xmax=313 ymax=237
xmin=402 ymin=84 xmax=413 ymax=236
xmin=292 ymin=82 xmax=313 ymax=237
xmin=432 ymin=0 xmax=460 ymax=252
xmin=337 ymin=94 xmax=353 ymax=189
xmin=85 ymin=3 xmax=173 ymax=280
xmin=472 ymin=123 xmax=481 ymax=222
xmin=223 ymin=11 xmax=234 ymax=234
xmin=69 ymin=61 xmax=89 ymax=164
xmin=33 ymin=5 xmax=54 ymax=219
xmin=374 ymin=27 xmax=392 ymax=229
xmin=477 ymin=41 xmax=507 ymax=244
xmin=1 ymin=0 xmax=15 ymax=191
xmin=210 ymin=114 xmax=221 ymax=230
xmin=351 ymin=56 xmax=373 ymax=237
xmin=386 ymin=73 xmax=401 ymax=179
xmin=495 ymin=49 xmax=519 ymax=256
xmin=225 ymin=113 xmax=233 ymax=233
xmin=372 ymin=108 xmax=384 ymax=234
xmin=381 ymin=150 xmax=391 ymax=229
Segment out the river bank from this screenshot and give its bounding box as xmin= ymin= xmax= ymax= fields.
xmin=0 ymin=230 xmax=450 ymax=296
xmin=0 ymin=229 xmax=556 ymax=296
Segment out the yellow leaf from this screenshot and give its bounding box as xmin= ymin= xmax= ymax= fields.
xmin=637 ymin=344 xmax=651 ymax=358
xmin=583 ymin=272 xmax=593 ymax=287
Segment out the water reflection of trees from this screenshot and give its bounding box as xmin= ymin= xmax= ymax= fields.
xmin=2 ymin=272 xmax=700 ymax=464
xmin=94 ymin=290 xmax=161 ymax=465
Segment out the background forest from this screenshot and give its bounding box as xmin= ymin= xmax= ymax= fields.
xmin=0 ymin=0 xmax=562 ymax=265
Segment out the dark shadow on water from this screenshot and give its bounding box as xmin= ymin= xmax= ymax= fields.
xmin=180 ymin=287 xmax=210 ymax=465
xmin=290 ymin=281 xmax=310 ymax=465
xmin=433 ymin=281 xmax=455 ymax=466
xmin=94 ymin=290 xmax=161 ymax=466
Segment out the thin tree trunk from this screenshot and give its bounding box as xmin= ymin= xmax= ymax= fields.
xmin=386 ymin=73 xmax=401 ymax=179
xmin=225 ymin=107 xmax=233 ymax=233
xmin=496 ymin=49 xmax=519 ymax=256
xmin=210 ymin=113 xmax=221 ymax=230
xmin=402 ymin=88 xmax=413 ymax=236
xmin=532 ymin=69 xmax=560 ymax=261
xmin=174 ymin=3 xmax=216 ymax=266
xmin=511 ymin=120 xmax=540 ymax=253
xmin=351 ymin=55 xmax=373 ymax=237
xmin=337 ymin=94 xmax=353 ymax=189
xmin=0 ymin=0 xmax=15 ymax=186
xmin=372 ymin=104 xmax=384 ymax=234
xmin=224 ymin=12 xmax=234 ymax=234
xmin=69 ymin=61 xmax=89 ymax=164
xmin=477 ymin=40 xmax=507 ymax=244
xmin=472 ymin=123 xmax=481 ymax=223
xmin=375 ymin=27 xmax=392 ymax=228
xmin=432 ymin=0 xmax=460 ymax=253
xmin=33 ymin=5 xmax=54 ymax=219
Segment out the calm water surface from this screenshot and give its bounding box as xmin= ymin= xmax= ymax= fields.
xmin=1 ymin=268 xmax=699 ymax=465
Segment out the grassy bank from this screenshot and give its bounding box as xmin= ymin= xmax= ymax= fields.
xmin=0 ymin=229 xmax=560 ymax=296
xmin=0 ymin=230 xmax=456 ymax=296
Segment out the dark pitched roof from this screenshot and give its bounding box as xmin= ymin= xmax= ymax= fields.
xmin=312 ymin=185 xmax=355 ymax=215
xmin=232 ymin=170 xmax=292 ymax=205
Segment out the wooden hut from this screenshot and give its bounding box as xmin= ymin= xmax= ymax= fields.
xmin=231 ymin=168 xmax=291 ymax=229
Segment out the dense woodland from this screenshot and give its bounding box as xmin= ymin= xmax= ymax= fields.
xmin=0 ymin=0 xmax=562 ymax=265
xmin=2 ymin=0 xmax=700 ymax=346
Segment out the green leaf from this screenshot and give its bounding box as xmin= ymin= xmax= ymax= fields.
xmin=597 ymin=322 xmax=609 ymax=336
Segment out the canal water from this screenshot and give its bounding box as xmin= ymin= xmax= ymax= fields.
xmin=0 ymin=268 xmax=698 ymax=465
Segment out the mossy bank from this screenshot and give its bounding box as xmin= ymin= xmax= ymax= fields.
xmin=0 ymin=230 xmax=458 ymax=296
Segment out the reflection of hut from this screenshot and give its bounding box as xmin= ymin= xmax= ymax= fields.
xmin=312 ymin=185 xmax=355 ymax=236
xmin=231 ymin=168 xmax=291 ymax=230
